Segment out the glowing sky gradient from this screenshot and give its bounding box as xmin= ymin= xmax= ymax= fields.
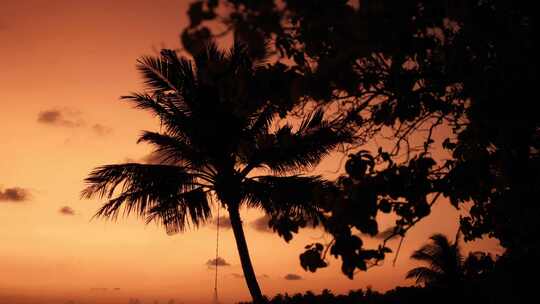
xmin=0 ymin=1 xmax=502 ymax=303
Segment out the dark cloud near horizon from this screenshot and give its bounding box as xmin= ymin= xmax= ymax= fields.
xmin=37 ymin=109 xmax=82 ymax=127
xmin=59 ymin=206 xmax=75 ymax=216
xmin=0 ymin=187 xmax=31 ymax=202
xmin=250 ymin=214 xmax=272 ymax=232
xmin=37 ymin=109 xmax=112 ymax=135
xmin=206 ymin=257 xmax=230 ymax=268
xmin=91 ymin=123 xmax=113 ymax=136
xmin=284 ymin=273 xmax=303 ymax=280
xmin=210 ymin=215 xmax=232 ymax=229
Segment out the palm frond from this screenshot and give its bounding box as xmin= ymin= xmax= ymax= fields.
xmin=248 ymin=103 xmax=278 ymax=135
xmin=159 ymin=49 xmax=198 ymax=107
xmin=228 ymin=41 xmax=253 ymax=71
xmin=298 ymin=108 xmax=325 ymax=134
xmin=242 ymin=175 xmax=335 ymax=242
xmin=253 ymin=110 xmax=353 ymax=173
xmin=121 ymin=92 xmax=173 ymax=118
xmin=410 ymin=243 xmax=441 ymax=262
xmin=121 ymin=93 xmax=194 ymax=139
xmin=137 ymin=131 xmax=207 ymax=169
xmin=145 ymin=188 xmax=211 ymax=234
xmin=82 ymin=164 xmax=209 ymax=230
xmin=194 ymin=41 xmax=227 ymax=78
xmin=243 ymin=175 xmax=334 ymax=221
xmin=232 ymin=37 xmax=272 ymax=66
xmin=134 ymin=49 xmax=199 ymax=114
xmin=429 ymin=233 xmax=453 ymax=251
xmin=407 ymin=233 xmax=464 ymax=287
xmin=406 ymin=266 xmax=442 ymax=285
xmin=136 ymin=56 xmax=181 ymax=93
xmin=427 ymin=234 xmax=463 ymax=275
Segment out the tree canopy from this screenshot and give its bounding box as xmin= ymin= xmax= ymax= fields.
xmin=181 ymin=1 xmax=538 ymax=289
xmin=82 ymin=41 xmax=356 ymax=302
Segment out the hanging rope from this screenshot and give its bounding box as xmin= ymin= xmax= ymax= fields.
xmin=213 ymin=202 xmax=220 ymax=304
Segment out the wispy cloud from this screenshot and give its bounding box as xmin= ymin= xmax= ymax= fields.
xmin=37 ymin=109 xmax=82 ymax=127
xmin=91 ymin=123 xmax=113 ymax=136
xmin=59 ymin=206 xmax=75 ymax=216
xmin=206 ymin=257 xmax=230 ymax=268
xmin=37 ymin=108 xmax=112 ymax=135
xmin=250 ymin=214 xmax=272 ymax=233
xmin=209 ymin=215 xmax=232 ymax=229
xmin=284 ymin=273 xmax=303 ymax=280
xmin=0 ymin=187 xmax=31 ymax=202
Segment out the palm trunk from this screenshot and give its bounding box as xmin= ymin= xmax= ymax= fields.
xmin=228 ymin=206 xmax=265 ymax=303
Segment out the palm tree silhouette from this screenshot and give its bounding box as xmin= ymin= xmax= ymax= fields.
xmin=82 ymin=42 xmax=351 ymax=303
xmin=405 ymin=233 xmax=464 ymax=289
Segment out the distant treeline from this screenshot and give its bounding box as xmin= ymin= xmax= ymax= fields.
xmin=239 ymin=285 xmax=496 ymax=304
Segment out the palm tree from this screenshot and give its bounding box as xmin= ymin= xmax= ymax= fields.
xmin=405 ymin=233 xmax=464 ymax=288
xmin=82 ymin=42 xmax=351 ymax=303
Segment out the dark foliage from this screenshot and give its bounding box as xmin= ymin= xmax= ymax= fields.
xmin=239 ymin=234 xmax=499 ymax=303
xmin=183 ymin=3 xmax=538 ymax=300
xmin=406 ymin=234 xmax=464 ymax=288
xmin=82 ymin=41 xmax=353 ymax=302
xmin=238 ymin=285 xmax=489 ymax=304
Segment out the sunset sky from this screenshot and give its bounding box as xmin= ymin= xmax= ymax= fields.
xmin=0 ymin=1 xmax=503 ymax=303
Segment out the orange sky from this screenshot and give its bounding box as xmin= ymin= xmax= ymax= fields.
xmin=0 ymin=1 xmax=502 ymax=303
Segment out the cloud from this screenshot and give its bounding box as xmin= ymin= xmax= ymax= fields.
xmin=0 ymin=187 xmax=31 ymax=202
xmin=59 ymin=206 xmax=75 ymax=216
xmin=37 ymin=109 xmax=82 ymax=127
xmin=37 ymin=108 xmax=112 ymax=135
xmin=284 ymin=274 xmax=303 ymax=280
xmin=210 ymin=215 xmax=232 ymax=229
xmin=92 ymin=124 xmax=113 ymax=136
xmin=250 ymin=214 xmax=272 ymax=232
xmin=206 ymin=257 xmax=230 ymax=268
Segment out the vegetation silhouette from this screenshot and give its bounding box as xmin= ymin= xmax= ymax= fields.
xmin=82 ymin=41 xmax=353 ymax=303
xmin=238 ymin=285 xmax=486 ymax=304
xmin=406 ymin=233 xmax=463 ymax=288
xmin=240 ymin=233 xmax=498 ymax=303
xmin=182 ymin=1 xmax=538 ymax=301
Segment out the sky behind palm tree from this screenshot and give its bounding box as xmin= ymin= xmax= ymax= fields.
xmin=0 ymin=1 xmax=502 ymax=303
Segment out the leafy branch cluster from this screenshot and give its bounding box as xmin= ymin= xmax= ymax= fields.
xmin=183 ymin=0 xmax=538 ymax=281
